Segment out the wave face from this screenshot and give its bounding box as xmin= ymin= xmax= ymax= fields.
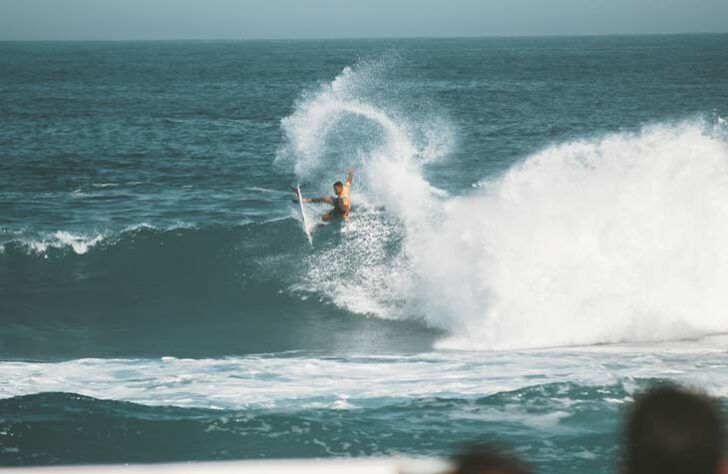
xmin=0 ymin=223 xmax=437 ymax=359
xmin=275 ymin=58 xmax=728 ymax=351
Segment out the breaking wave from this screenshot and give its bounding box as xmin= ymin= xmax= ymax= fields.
xmin=277 ymin=57 xmax=728 ymax=350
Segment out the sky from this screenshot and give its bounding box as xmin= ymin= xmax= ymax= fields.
xmin=1 ymin=0 xmax=727 ymax=41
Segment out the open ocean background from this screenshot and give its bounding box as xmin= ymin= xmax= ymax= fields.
xmin=2 ymin=35 xmax=728 ymax=473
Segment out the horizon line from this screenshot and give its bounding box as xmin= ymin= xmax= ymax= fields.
xmin=1 ymin=30 xmax=727 ymax=43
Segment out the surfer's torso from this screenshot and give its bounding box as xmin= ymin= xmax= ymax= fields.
xmin=332 ymin=195 xmax=350 ymax=214
xmin=325 ymin=184 xmax=351 ymax=221
xmin=334 ymin=184 xmax=351 ymax=213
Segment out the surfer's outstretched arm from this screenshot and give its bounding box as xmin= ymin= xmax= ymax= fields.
xmin=346 ymin=168 xmax=354 ymax=187
xmin=307 ymin=197 xmax=334 ymax=204
xmin=292 ymin=196 xmax=334 ymax=205
xmin=290 ymin=188 xmax=334 ymax=205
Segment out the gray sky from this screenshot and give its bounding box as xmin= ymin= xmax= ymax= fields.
xmin=1 ymin=0 xmax=727 ymax=41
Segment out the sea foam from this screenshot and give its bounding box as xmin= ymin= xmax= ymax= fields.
xmin=2 ymin=336 xmax=728 ymax=409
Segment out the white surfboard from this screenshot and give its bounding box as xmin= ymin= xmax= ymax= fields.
xmin=295 ymin=185 xmax=313 ymax=246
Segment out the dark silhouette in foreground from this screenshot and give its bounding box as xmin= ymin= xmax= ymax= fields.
xmin=451 ymin=444 xmax=531 ymax=474
xmin=623 ymin=384 xmax=727 ymax=474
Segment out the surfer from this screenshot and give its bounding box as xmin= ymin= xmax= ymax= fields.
xmin=293 ymin=168 xmax=354 ymax=222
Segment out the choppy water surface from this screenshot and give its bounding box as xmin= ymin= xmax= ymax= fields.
xmin=1 ymin=35 xmax=728 ymax=472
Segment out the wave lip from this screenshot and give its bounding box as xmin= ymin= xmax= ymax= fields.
xmin=0 ymin=222 xmax=203 ymax=257
xmin=3 ymin=230 xmax=106 ymax=255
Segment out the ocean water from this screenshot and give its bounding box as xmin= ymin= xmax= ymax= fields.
xmin=1 ymin=35 xmax=728 ymax=472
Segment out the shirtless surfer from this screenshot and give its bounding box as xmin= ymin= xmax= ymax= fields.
xmin=293 ymin=168 xmax=354 ymax=222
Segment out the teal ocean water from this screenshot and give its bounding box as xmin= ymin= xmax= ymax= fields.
xmin=1 ymin=35 xmax=728 ymax=472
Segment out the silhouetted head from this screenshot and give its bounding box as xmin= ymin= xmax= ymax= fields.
xmin=333 ymin=181 xmax=344 ymax=196
xmin=452 ymin=444 xmax=531 ymax=474
xmin=623 ymin=384 xmax=726 ymax=474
